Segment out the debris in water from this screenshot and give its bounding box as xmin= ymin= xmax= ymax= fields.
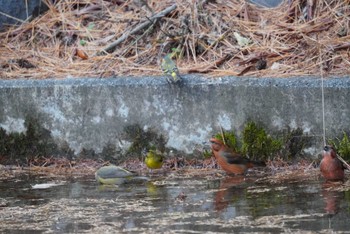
xmin=31 ymin=182 xmax=65 ymax=189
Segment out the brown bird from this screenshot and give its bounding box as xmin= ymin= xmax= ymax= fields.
xmin=209 ymin=138 xmax=266 ymax=175
xmin=320 ymin=145 xmax=345 ymax=181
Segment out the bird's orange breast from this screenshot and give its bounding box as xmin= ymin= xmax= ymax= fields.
xmin=320 ymin=156 xmax=344 ymax=181
xmin=215 ymin=153 xmax=249 ymax=175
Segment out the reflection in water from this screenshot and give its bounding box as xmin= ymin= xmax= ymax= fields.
xmin=321 ymin=181 xmax=344 ymax=215
xmin=1 ymin=173 xmax=350 ymax=233
xmin=214 ymin=176 xmax=245 ymax=212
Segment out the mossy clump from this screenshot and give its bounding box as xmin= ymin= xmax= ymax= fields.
xmin=211 ymin=122 xmax=282 ymax=161
xmin=329 ymin=132 xmax=350 ymax=161
xmin=100 ymin=142 xmax=119 ymax=162
xmin=122 ymin=124 xmax=167 ymax=159
xmin=0 ymin=117 xmax=60 ymax=165
xmin=281 ymin=127 xmax=311 ymax=160
xmin=214 ymin=130 xmax=239 ymax=152
xmin=78 ymin=148 xmax=97 ymax=159
xmin=241 ymin=122 xmax=282 ymax=161
xmin=202 ymin=149 xmax=213 ymax=159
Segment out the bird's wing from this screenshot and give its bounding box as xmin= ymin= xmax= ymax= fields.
xmin=156 ymin=154 xmax=164 ymax=163
xmin=97 ymin=166 xmax=133 ymax=179
xmin=220 ymin=150 xmax=250 ymax=165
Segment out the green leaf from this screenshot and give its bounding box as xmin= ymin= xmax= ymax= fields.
xmin=87 ymin=22 xmax=95 ymax=31
xmin=80 ymin=40 xmax=87 ymax=46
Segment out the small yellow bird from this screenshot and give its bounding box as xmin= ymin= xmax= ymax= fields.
xmin=161 ymin=54 xmax=183 ymax=84
xmin=145 ymin=149 xmax=164 ymax=169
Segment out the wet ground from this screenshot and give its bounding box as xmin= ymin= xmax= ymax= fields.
xmin=0 ymin=168 xmax=350 ymax=233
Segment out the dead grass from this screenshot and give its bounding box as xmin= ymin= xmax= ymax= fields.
xmin=0 ymin=155 xmax=321 ymax=183
xmin=1 ymin=0 xmax=350 ymax=79
xmin=3 ymin=156 xmax=350 ymax=191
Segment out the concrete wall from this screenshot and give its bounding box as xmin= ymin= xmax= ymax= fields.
xmin=0 ymin=76 xmax=349 ymax=160
xmin=0 ymin=0 xmax=44 ymax=30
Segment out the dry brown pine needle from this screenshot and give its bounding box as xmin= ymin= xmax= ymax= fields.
xmin=0 ymin=0 xmax=350 ymax=79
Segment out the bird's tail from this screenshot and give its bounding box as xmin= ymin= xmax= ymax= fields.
xmin=251 ymin=160 xmax=266 ymax=167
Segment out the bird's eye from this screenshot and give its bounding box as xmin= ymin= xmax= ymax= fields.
xmin=324 ymin=146 xmax=329 ymax=151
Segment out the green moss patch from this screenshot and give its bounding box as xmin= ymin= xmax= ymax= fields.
xmin=211 ymin=122 xmax=316 ymax=161
xmin=329 ymin=132 xmax=350 ymax=161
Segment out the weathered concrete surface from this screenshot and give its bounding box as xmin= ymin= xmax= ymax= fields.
xmin=0 ymin=0 xmax=44 ymax=30
xmin=0 ymin=76 xmax=349 ymax=159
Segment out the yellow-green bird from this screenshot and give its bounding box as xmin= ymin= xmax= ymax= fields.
xmin=145 ymin=150 xmax=164 ymax=170
xmin=95 ymin=165 xmax=147 ymax=185
xmin=161 ymin=54 xmax=183 ymax=84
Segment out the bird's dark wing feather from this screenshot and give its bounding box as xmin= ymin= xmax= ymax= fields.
xmin=220 ymin=151 xmax=250 ymax=164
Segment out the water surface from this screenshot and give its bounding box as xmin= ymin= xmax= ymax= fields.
xmin=0 ymin=170 xmax=349 ymax=233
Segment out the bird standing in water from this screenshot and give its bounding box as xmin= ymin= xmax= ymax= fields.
xmin=145 ymin=149 xmax=164 ymax=170
xmin=161 ymin=53 xmax=183 ymax=84
xmin=95 ymin=165 xmax=135 ymax=185
xmin=210 ymin=138 xmax=266 ymax=175
xmin=320 ymin=145 xmax=345 ymax=181
xmin=95 ymin=165 xmax=149 ymax=185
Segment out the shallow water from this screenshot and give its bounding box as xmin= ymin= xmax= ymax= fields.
xmin=0 ymin=170 xmax=349 ymax=233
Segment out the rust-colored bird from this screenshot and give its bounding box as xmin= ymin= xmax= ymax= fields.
xmin=320 ymin=145 xmax=345 ymax=181
xmin=209 ymin=138 xmax=266 ymax=175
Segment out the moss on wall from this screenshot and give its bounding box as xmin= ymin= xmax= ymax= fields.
xmin=242 ymin=122 xmax=282 ymax=161
xmin=122 ymin=124 xmax=167 ymax=158
xmin=329 ymin=132 xmax=350 ymax=161
xmin=1 ymin=117 xmax=350 ymax=166
xmin=0 ymin=119 xmax=169 ymax=165
xmin=211 ymin=122 xmax=314 ymax=161
xmin=0 ymin=116 xmax=60 ymax=164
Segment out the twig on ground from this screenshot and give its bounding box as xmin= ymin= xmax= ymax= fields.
xmin=187 ymin=54 xmax=232 ymax=73
xmin=219 ymin=125 xmax=226 ymax=145
xmin=96 ymin=4 xmax=177 ymax=55
xmin=337 ymin=154 xmax=350 ymax=171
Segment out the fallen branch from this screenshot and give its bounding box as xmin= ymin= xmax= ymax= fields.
xmin=73 ymin=4 xmax=105 ymax=16
xmin=200 ymin=31 xmax=230 ymax=57
xmin=96 ymin=4 xmax=177 ymax=55
xmin=237 ymin=65 xmax=254 ymax=76
xmin=331 ymin=42 xmax=350 ymax=51
xmin=337 ymin=154 xmax=350 ymax=171
xmin=238 ymin=50 xmax=292 ymax=66
xmin=219 ymin=125 xmax=226 ymax=145
xmin=187 ymin=54 xmax=232 ymax=73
